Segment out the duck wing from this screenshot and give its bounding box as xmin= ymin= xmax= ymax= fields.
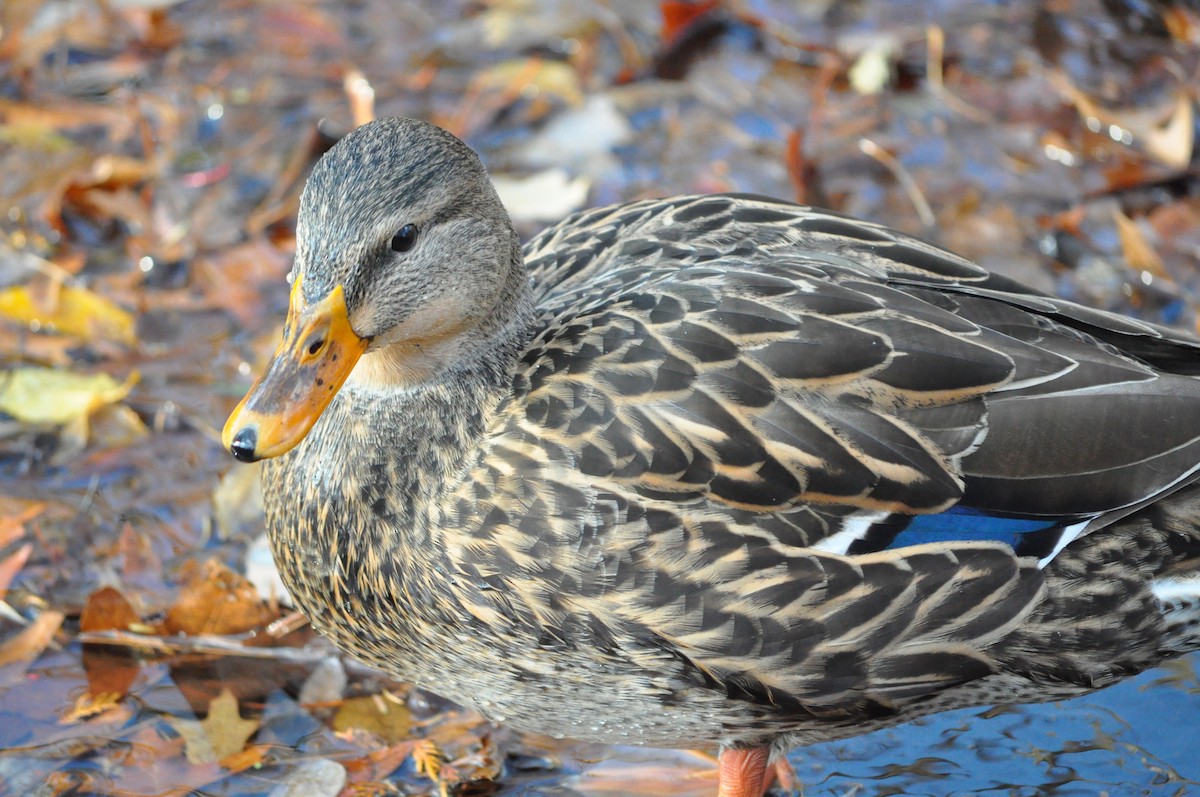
xmin=514 ymin=194 xmax=1200 ymax=535
xmin=443 ymin=194 xmax=1200 ymax=720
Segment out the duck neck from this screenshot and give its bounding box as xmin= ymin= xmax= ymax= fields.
xmin=263 ymin=251 xmax=536 ymax=611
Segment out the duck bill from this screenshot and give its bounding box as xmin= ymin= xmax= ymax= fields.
xmin=222 ymin=280 xmax=369 ymax=462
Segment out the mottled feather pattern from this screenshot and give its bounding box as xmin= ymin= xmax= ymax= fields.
xmin=263 ymin=185 xmax=1200 ymax=752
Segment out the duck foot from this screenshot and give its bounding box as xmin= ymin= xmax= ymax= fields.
xmin=717 ymin=747 xmax=798 ymax=796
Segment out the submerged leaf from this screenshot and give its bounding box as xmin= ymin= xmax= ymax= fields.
xmin=201 ymin=688 xmax=260 ymax=762
xmin=333 ymin=693 xmax=413 ymax=744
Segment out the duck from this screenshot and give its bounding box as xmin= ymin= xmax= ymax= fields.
xmin=222 ymin=116 xmax=1200 ymax=797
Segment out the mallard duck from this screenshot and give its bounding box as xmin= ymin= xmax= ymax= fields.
xmin=223 ymin=117 xmax=1200 ymax=796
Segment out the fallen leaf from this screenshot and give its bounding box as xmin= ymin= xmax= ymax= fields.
xmin=167 ymin=688 xmax=260 ymax=765
xmin=0 ymin=279 xmax=136 ymax=345
xmin=468 ymin=57 xmax=584 ymax=113
xmin=333 ymin=693 xmax=413 ymax=744
xmin=82 ymin=645 xmax=141 ymax=698
xmin=0 ymin=367 xmax=138 ymax=426
xmin=202 ymin=688 xmax=260 ymax=763
xmin=164 ymin=558 xmax=276 ymax=635
xmin=166 ymin=715 xmax=217 ymax=765
xmin=191 ymin=238 xmax=290 ymax=327
xmin=219 ymin=743 xmax=270 ymax=773
xmin=59 ymin=691 xmax=124 ymax=724
xmin=80 ymin=585 xmax=140 ymax=632
xmin=1113 ymin=209 xmax=1169 ymax=278
xmin=0 ymin=608 xmax=64 ymax=666
xmin=1054 ymin=73 xmax=1195 ymax=169
xmin=660 ymin=0 xmax=720 ymax=46
xmin=0 ymin=543 xmax=33 ymax=596
xmin=0 ymin=498 xmax=45 ymax=548
xmin=342 ymin=740 xmax=418 ymax=788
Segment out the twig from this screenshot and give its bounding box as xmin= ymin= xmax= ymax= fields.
xmin=858 ymin=138 xmax=936 ymax=230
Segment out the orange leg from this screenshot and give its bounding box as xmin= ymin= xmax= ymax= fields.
xmin=717 ymin=746 xmax=771 ymax=797
xmin=769 ymin=755 xmax=798 ymax=793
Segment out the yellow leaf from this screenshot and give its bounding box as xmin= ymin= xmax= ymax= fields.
xmin=0 ymin=281 xmax=135 ymax=345
xmin=200 ymin=688 xmax=260 ymax=763
xmin=333 ymin=693 xmax=413 ymax=744
xmin=59 ymin=691 xmax=123 ymax=724
xmin=165 ymin=715 xmax=216 ymax=765
xmin=0 ymin=367 xmax=137 ymax=426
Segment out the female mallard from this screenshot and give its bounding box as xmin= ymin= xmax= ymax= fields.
xmin=223 ymin=117 xmax=1200 ymax=796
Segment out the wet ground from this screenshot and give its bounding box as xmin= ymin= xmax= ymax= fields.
xmin=1 ymin=0 xmax=1200 ymax=794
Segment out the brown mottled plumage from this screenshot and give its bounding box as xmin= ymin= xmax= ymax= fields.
xmin=224 ymin=118 xmax=1200 ymax=796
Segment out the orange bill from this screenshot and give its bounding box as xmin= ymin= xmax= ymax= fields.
xmin=222 ymin=278 xmax=369 ymax=462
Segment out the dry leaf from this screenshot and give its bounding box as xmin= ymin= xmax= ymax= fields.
xmin=342 ymin=740 xmax=418 ymax=788
xmin=164 ymin=558 xmax=275 ymax=635
xmin=333 ymin=693 xmax=413 ymax=744
xmin=472 ymin=58 xmax=584 ymax=108
xmin=59 ymin=691 xmax=123 ymax=724
xmin=1113 ymin=209 xmax=1169 ymax=277
xmin=0 ymin=543 xmax=33 ymax=597
xmin=202 ymin=688 xmax=260 ymax=762
xmin=1055 ymin=73 xmax=1195 ymax=169
xmin=80 ymin=585 xmax=140 ymax=632
xmin=0 ymin=609 xmax=64 ymax=666
xmin=0 ymin=499 xmax=45 ymax=548
xmin=166 ymin=715 xmax=218 ymax=765
xmin=0 ymin=280 xmax=136 ymax=345
xmin=168 ymin=688 xmax=260 ymax=764
xmin=0 ymin=367 xmax=138 ymax=426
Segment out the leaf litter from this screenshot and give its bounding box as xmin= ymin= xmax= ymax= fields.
xmin=1 ymin=1 xmax=1200 ymax=795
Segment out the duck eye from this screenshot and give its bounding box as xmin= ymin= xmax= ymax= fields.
xmin=390 ymin=224 xmax=418 ymax=253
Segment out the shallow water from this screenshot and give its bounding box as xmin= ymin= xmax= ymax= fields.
xmin=1 ymin=0 xmax=1199 ymax=794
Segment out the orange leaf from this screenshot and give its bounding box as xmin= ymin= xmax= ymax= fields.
xmin=0 ymin=499 xmax=45 ymax=548
xmin=80 ymin=585 xmax=140 ymax=632
xmin=661 ymin=0 xmax=720 ymax=45
xmin=0 ymin=543 xmax=32 ymax=596
xmin=0 ymin=609 xmax=64 ymax=667
xmin=164 ymin=559 xmax=275 ymax=636
xmin=1113 ymin=209 xmax=1169 ymax=278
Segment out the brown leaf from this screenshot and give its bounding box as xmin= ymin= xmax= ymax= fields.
xmin=219 ymin=743 xmax=271 ymax=773
xmin=0 ymin=543 xmax=33 ymax=597
xmin=82 ymin=645 xmax=141 ymax=698
xmin=1113 ymin=209 xmax=1169 ymax=278
xmin=0 ymin=609 xmax=64 ymax=666
xmin=80 ymin=585 xmax=140 ymax=632
xmin=0 ymin=498 xmax=45 ymax=548
xmin=191 ymin=238 xmax=290 ymax=327
xmin=342 ymin=740 xmax=419 ymax=787
xmin=165 ymin=558 xmax=275 ymax=636
xmin=660 ymin=0 xmax=720 ymax=46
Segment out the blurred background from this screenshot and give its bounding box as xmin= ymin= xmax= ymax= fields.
xmin=1 ymin=0 xmax=1199 ymax=794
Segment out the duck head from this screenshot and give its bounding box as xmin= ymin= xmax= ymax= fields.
xmin=222 ymin=118 xmax=522 ymax=462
